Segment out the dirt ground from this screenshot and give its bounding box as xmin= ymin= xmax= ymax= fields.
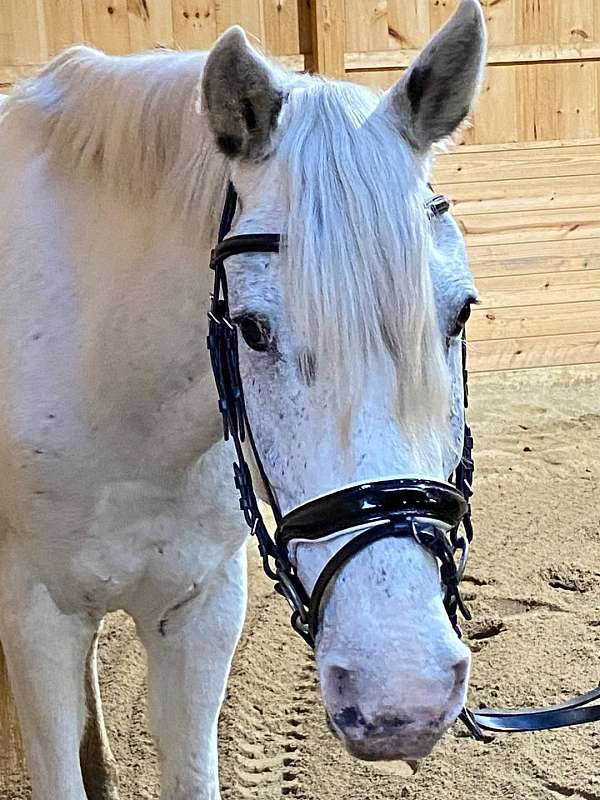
xmin=2 ymin=364 xmax=599 ymax=799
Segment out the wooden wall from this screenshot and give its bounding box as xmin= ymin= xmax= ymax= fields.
xmin=343 ymin=0 xmax=600 ymax=145
xmin=434 ymin=138 xmax=600 ymax=372
xmin=291 ymin=0 xmax=600 ymax=146
xmin=2 ymin=2 xmax=600 ymax=144
xmin=0 ymin=0 xmax=310 ymax=91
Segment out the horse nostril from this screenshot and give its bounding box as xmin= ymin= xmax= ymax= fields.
xmin=326 ymin=665 xmax=356 ymax=700
xmin=452 ymin=657 xmax=470 ymax=694
xmin=333 ymin=705 xmax=366 ymax=729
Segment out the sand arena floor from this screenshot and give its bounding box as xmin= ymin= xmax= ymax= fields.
xmin=2 ymin=364 xmax=599 ymax=799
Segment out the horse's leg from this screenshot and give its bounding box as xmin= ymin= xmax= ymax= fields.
xmin=136 ymin=547 xmax=247 ymax=800
xmin=80 ymin=624 xmax=120 ymax=800
xmin=0 ymin=556 xmax=97 ymax=800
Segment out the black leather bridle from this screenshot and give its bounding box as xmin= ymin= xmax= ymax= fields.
xmin=207 ymin=182 xmax=600 ymax=739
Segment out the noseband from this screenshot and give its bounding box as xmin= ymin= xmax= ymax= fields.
xmin=207 ymin=182 xmax=599 ymax=739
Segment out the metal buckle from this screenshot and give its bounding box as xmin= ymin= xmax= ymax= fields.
xmin=426 ymin=194 xmax=451 ymax=219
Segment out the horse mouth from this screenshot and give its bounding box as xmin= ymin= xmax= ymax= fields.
xmin=325 ymin=711 xmax=443 ymax=762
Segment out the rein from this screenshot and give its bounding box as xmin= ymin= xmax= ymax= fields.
xmin=207 ymin=182 xmax=600 ymax=740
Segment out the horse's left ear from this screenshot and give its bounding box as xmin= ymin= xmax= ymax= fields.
xmin=382 ymin=0 xmax=487 ymax=153
xmin=201 ymin=26 xmax=285 ymax=161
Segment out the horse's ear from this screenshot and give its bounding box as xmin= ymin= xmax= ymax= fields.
xmin=201 ymin=26 xmax=285 ymax=161
xmin=382 ymin=0 xmax=487 ymax=153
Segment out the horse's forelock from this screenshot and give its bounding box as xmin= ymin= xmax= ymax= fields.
xmin=278 ymin=81 xmax=450 ymax=437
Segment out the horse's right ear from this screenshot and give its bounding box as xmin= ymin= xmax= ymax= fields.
xmin=201 ymin=26 xmax=285 ymax=161
xmin=381 ymin=0 xmax=487 ymax=153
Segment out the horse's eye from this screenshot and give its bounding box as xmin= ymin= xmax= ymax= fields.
xmin=449 ymin=300 xmax=474 ymax=339
xmin=236 ymin=314 xmax=272 ymax=352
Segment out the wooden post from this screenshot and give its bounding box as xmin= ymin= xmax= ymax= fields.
xmin=307 ymin=0 xmax=345 ymax=78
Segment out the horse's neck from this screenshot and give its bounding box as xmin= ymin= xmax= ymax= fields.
xmin=71 ymin=172 xmax=224 ymax=469
xmin=0 ymin=130 xmax=224 ymax=479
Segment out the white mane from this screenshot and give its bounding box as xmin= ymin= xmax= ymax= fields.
xmin=3 ymin=49 xmax=449 ymax=435
xmin=2 ymin=46 xmax=228 ymax=231
xmin=278 ymin=82 xmax=450 ymax=434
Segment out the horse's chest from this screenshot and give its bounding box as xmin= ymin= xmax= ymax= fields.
xmin=52 ymin=475 xmax=244 ymax=620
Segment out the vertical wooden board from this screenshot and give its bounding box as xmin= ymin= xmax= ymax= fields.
xmin=215 ymin=0 xmax=263 ymax=45
xmin=467 ymin=65 xmax=519 ymax=145
xmin=172 ymin=2 xmax=217 ymax=51
xmin=43 ymin=0 xmax=84 ymax=55
xmin=556 ymin=61 xmax=598 ymax=140
xmin=83 ymin=0 xmax=130 ymax=54
xmin=428 ymin=0 xmax=458 ymax=38
xmin=297 ymin=0 xmax=312 ymax=55
xmin=517 ymin=62 xmax=558 ymax=141
xmin=0 ymin=1 xmax=14 ymax=67
xmin=551 ymin=0 xmax=596 ymax=44
xmin=344 ymin=0 xmax=388 ymax=54
xmin=263 ymin=0 xmax=300 ymax=56
xmin=479 ymin=0 xmax=516 ymax=47
xmin=519 ymin=0 xmax=555 ymax=45
xmin=4 ymin=0 xmax=47 ymax=64
xmin=128 ymin=0 xmax=174 ymax=51
xmin=310 ymin=0 xmax=345 ymax=77
xmin=386 ymin=0 xmax=430 ymax=50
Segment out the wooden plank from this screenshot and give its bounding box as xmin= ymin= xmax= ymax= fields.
xmin=469 ymin=331 xmax=600 ymax=372
xmin=551 ymin=0 xmax=597 ymax=45
xmin=3 ymin=0 xmax=47 ymax=65
xmin=556 ymin=60 xmax=599 ymax=140
xmin=263 ymin=0 xmax=301 ymax=56
xmin=347 ymin=68 xmax=402 ymax=91
xmin=519 ymin=0 xmax=555 ymax=46
xmin=350 ymin=60 xmax=600 ymax=144
xmin=386 ymin=0 xmax=430 ymax=50
xmin=434 ymin=144 xmax=600 ymax=184
xmin=345 ymin=42 xmax=600 ymax=71
xmin=461 ymin=206 xmax=600 ymax=248
xmin=128 ymin=0 xmax=174 ymax=50
xmin=43 ymin=0 xmax=84 ymax=55
xmin=216 ymin=0 xmax=263 ymax=44
xmin=468 ymin=64 xmax=519 ymax=146
xmin=468 ymin=240 xmax=600 ymax=279
xmin=0 ymin=1 xmax=11 ymax=67
xmin=475 ymin=269 xmax=600 ymax=310
xmin=0 ymin=64 xmax=41 ymax=84
xmin=297 ymin=0 xmax=312 ymax=56
xmin=429 ymin=0 xmax=458 ymax=39
xmin=309 ymin=0 xmax=345 ymax=77
xmin=438 ymin=174 xmax=600 ymax=216
xmin=344 ymin=0 xmax=387 ymax=54
xmin=481 ymin=0 xmax=516 ymax=48
xmin=171 ymin=1 xmax=217 ymax=50
xmin=441 ymin=138 xmax=600 ymax=154
xmin=517 ymin=61 xmax=558 ymax=141
xmin=469 ymin=300 xmax=600 ymax=342
xmin=83 ymin=0 xmax=130 ymax=54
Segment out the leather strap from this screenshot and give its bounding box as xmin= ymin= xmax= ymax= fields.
xmin=207 ymin=180 xmax=600 ymax=739
xmin=463 ymin=685 xmax=600 ymax=735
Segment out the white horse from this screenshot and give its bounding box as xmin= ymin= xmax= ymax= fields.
xmin=0 ymin=1 xmax=486 ymax=797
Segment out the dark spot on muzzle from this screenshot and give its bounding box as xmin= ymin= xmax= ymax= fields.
xmin=332 ymin=707 xmax=416 ymax=736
